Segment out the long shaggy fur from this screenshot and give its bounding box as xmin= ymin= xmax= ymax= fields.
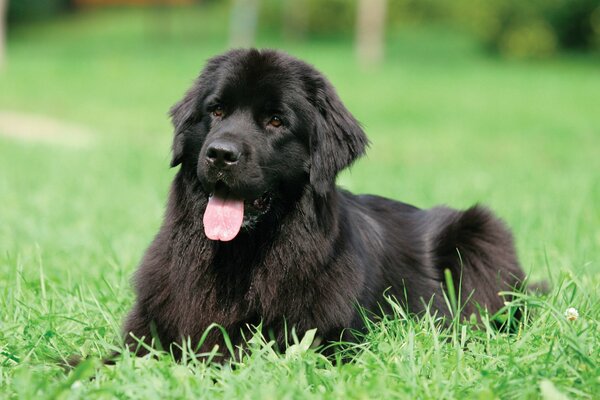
xmin=122 ymin=49 xmax=526 ymax=360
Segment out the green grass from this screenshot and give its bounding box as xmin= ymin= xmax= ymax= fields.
xmin=1 ymin=5 xmax=599 ymax=399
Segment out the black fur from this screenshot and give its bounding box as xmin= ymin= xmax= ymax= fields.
xmin=123 ymin=49 xmax=525 ymax=359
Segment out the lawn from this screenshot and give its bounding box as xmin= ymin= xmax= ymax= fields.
xmin=0 ymin=4 xmax=599 ymax=399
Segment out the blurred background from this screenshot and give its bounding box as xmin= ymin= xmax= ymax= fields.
xmin=3 ymin=0 xmax=600 ymax=63
xmin=0 ymin=0 xmax=599 ymax=285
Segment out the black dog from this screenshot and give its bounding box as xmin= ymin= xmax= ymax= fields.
xmin=123 ymin=49 xmax=525 ymax=359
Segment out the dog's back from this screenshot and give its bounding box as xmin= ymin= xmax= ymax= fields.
xmin=347 ymin=193 xmax=524 ymax=320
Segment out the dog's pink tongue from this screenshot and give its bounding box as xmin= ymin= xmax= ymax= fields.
xmin=203 ymin=194 xmax=244 ymax=241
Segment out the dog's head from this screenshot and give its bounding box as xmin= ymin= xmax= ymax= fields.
xmin=169 ymin=49 xmax=368 ymax=241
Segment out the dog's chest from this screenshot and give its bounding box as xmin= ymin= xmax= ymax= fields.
xmin=162 ymin=207 xmax=359 ymax=341
xmin=165 ymin=243 xmax=325 ymax=339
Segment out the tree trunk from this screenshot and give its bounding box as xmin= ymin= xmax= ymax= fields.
xmin=282 ymin=0 xmax=308 ymax=41
xmin=356 ymin=0 xmax=387 ymax=69
xmin=229 ymin=0 xmax=259 ymax=48
xmin=0 ymin=0 xmax=6 ymax=69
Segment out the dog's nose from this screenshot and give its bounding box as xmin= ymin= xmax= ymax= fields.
xmin=206 ymin=140 xmax=241 ymax=168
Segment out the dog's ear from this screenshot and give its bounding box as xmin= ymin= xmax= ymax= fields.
xmin=310 ymin=77 xmax=369 ymax=195
xmin=168 ymin=85 xmax=201 ymax=168
xmin=168 ymin=52 xmax=229 ymax=167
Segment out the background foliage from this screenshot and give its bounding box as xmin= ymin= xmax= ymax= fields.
xmin=7 ymin=0 xmax=600 ymax=58
xmin=260 ymin=0 xmax=600 ymax=57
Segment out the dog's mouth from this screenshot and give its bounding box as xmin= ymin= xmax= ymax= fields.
xmin=203 ymin=181 xmax=271 ymax=241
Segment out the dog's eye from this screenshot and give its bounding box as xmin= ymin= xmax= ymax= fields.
xmin=212 ymin=106 xmax=224 ymax=118
xmin=268 ymin=116 xmax=282 ymax=128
